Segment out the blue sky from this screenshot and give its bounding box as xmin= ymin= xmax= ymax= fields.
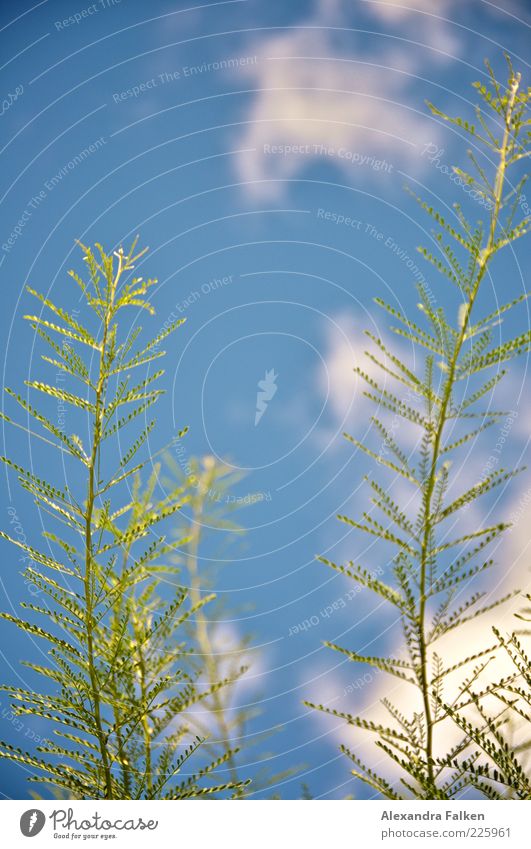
xmin=1 ymin=0 xmax=530 ymax=799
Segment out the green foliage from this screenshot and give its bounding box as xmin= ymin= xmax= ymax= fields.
xmin=0 ymin=240 xmax=247 ymax=799
xmin=306 ymin=59 xmax=531 ymax=798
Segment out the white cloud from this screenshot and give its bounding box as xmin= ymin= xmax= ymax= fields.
xmin=234 ymin=0 xmax=466 ymax=198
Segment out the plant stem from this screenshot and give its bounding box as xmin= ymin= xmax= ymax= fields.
xmin=135 ymin=621 xmax=153 ymax=797
xmin=416 ymin=74 xmax=519 ymax=794
xmin=83 ymin=253 xmax=123 ymax=799
xmin=111 ymin=544 xmax=134 ymax=797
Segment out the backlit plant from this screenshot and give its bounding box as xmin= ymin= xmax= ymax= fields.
xmin=0 ymin=240 xmax=248 ymax=799
xmin=306 ymin=59 xmax=531 ymax=799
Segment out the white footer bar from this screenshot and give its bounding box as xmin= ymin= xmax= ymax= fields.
xmin=2 ymin=799 xmax=529 ymax=849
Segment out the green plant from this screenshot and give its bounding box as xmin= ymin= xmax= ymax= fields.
xmin=0 ymin=240 xmax=247 ymax=799
xmin=306 ymin=59 xmax=531 ymax=799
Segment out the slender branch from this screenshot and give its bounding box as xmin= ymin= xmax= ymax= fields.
xmin=416 ymin=73 xmax=520 ymax=793
xmin=83 ymin=252 xmax=124 ymax=798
